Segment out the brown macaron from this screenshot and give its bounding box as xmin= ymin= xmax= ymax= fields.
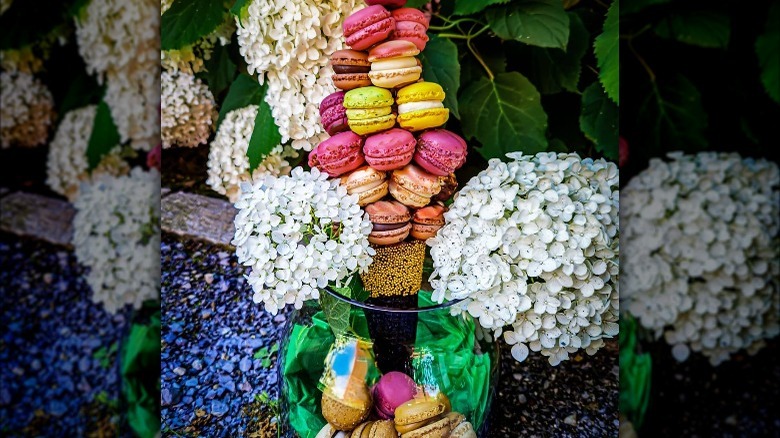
xmin=400 ymin=416 xmax=451 ymax=438
xmin=410 ymin=204 xmax=446 ymax=240
xmin=369 ymin=419 xmax=398 ymax=438
xmin=351 ymin=421 xmax=372 ymax=438
xmin=321 ymin=387 xmax=372 ymax=431
xmin=394 ymin=399 xmax=446 ymax=434
xmin=331 ymin=50 xmax=372 ymax=91
xmin=389 ymin=164 xmax=442 ymax=208
xmin=343 ymin=166 xmax=389 ymax=207
xmin=433 ymin=172 xmax=457 ymax=202
xmin=364 ymin=200 xmax=411 ymax=246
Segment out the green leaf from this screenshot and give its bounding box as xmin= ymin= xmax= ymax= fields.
xmin=621 ymin=0 xmax=670 ymax=16
xmin=580 ymin=82 xmax=618 ymax=160
xmin=200 ymin=43 xmax=237 ymax=99
xmin=527 ymin=12 xmax=589 ymax=94
xmin=68 ymin=0 xmax=91 ymax=17
xmin=161 ymin=0 xmax=226 ymax=51
xmin=654 ymin=10 xmax=730 ymax=49
xmin=548 ymin=138 xmax=569 ymax=152
xmin=594 ymin=0 xmax=619 ymax=104
xmin=86 ymin=101 xmax=121 ymax=171
xmin=57 ymin=68 xmax=103 ymax=117
xmin=320 ymin=290 xmax=351 ymax=338
xmin=405 ymin=0 xmax=430 ymax=9
xmin=217 ymin=73 xmax=264 ymax=131
xmin=485 ymin=0 xmax=570 ymax=49
xmin=247 ymin=84 xmax=282 ymax=172
xmin=638 ymin=74 xmax=708 ymax=152
xmin=262 ymin=358 xmax=272 ymax=368
xmin=253 ymin=346 xmax=269 ymax=359
xmin=459 ymin=72 xmax=548 ymax=160
xmin=270 ymin=343 xmax=279 ymax=354
xmin=756 ymin=2 xmax=780 ymax=103
xmin=230 ymin=0 xmax=251 ymax=27
xmin=418 ymin=35 xmax=461 ymax=119
xmin=453 ymin=0 xmax=510 ymax=16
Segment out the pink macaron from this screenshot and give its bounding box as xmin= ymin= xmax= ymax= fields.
xmin=364 ymin=128 xmax=416 ymax=171
xmin=320 ymin=91 xmax=349 ymax=136
xmin=343 ymin=5 xmax=395 ymax=51
xmin=309 ymin=131 xmax=365 ymax=177
xmin=372 ymin=372 xmax=418 ymax=419
xmin=366 ymin=0 xmax=407 ymax=9
xmin=413 ymin=129 xmax=468 ymax=176
xmin=391 ymin=8 xmax=430 ymax=51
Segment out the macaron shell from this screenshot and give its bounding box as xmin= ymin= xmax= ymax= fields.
xmin=391 ymin=8 xmax=430 ymax=26
xmin=373 ymin=371 xmax=418 ymax=419
xmin=365 ymin=199 xmax=411 ymax=224
xmin=348 ymin=114 xmax=397 ymax=136
xmin=357 ymin=180 xmax=390 ymax=206
xmin=369 ymin=66 xmax=422 ymax=88
xmin=312 ymin=131 xmax=365 ymax=177
xmin=415 ymin=129 xmax=468 ymax=175
xmin=369 ymin=420 xmax=399 ymax=438
xmin=449 ymin=421 xmax=477 ymax=438
xmin=366 ymin=149 xmax=414 ymax=171
xmin=393 ymin=22 xmax=429 ymax=52
xmin=410 ymin=222 xmax=442 ymax=240
xmin=434 ymin=173 xmax=457 ymax=202
xmin=397 ymin=107 xmax=449 ymax=131
xmin=392 ymin=164 xmax=443 ymax=197
xmin=389 ymin=180 xmax=430 ymax=208
xmin=351 ymin=422 xmax=371 ymax=438
xmin=344 ymin=165 xmax=387 ymax=191
xmin=369 ymin=222 xmax=411 ymax=245
xmin=320 ymin=92 xmax=349 ymax=135
xmin=331 ymin=49 xmax=371 ymax=68
xmin=344 ymin=86 xmax=395 ymax=109
xmin=368 ymin=40 xmax=420 ymax=62
xmin=347 ymin=106 xmax=394 ymax=120
xmin=400 ymin=417 xmax=451 ymax=438
xmin=346 ymin=16 xmax=396 ymax=51
xmin=396 ymin=82 xmax=446 ymax=104
xmin=321 ymin=392 xmax=371 ymax=431
xmin=445 ymin=412 xmax=466 ymax=429
xmin=334 ymin=73 xmax=373 ymax=91
xmin=315 ymin=423 xmax=337 ymax=438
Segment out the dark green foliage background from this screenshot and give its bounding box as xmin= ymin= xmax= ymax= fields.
xmin=620 ymin=0 xmax=780 ymax=182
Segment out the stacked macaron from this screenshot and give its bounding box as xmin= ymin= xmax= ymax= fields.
xmin=309 ymin=0 xmax=470 ymax=251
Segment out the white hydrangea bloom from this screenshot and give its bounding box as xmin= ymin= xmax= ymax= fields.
xmin=46 ymin=106 xmax=130 ymax=201
xmin=206 ymin=105 xmax=298 ymax=202
xmin=622 ymin=152 xmax=779 ymax=365
xmin=428 ymin=152 xmax=620 ymax=365
xmin=73 ymin=167 xmax=161 ymax=314
xmin=235 ymin=0 xmax=360 ymax=151
xmin=1 ymin=71 xmax=55 ymax=148
xmin=161 ymin=70 xmax=217 ymax=148
xmin=160 ymin=0 xmax=173 ymax=14
xmin=232 ymin=167 xmax=375 ymax=314
xmin=74 ymin=0 xmax=160 ymax=151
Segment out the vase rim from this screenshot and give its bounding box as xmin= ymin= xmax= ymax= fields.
xmin=323 ymin=286 xmax=465 ymax=313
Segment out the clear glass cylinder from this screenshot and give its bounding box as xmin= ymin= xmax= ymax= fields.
xmin=277 ymin=288 xmax=500 ymax=438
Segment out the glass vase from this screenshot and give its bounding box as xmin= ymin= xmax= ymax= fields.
xmin=277 ymin=288 xmax=500 ymax=438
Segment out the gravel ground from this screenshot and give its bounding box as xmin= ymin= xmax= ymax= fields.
xmin=0 ymin=234 xmax=132 ymax=436
xmin=161 ymin=234 xmax=619 ymax=437
xmin=641 ymin=339 xmax=780 ymax=437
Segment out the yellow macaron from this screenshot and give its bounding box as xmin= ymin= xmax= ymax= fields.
xmin=344 ymin=86 xmax=397 ymax=135
xmin=396 ymin=82 xmax=449 ymax=131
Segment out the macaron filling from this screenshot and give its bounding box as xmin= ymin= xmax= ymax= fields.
xmin=371 ymin=57 xmax=418 ymax=71
xmin=398 ymin=100 xmax=444 ymax=113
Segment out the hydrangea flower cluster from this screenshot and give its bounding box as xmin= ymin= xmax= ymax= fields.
xmin=74 ymin=0 xmax=160 ymax=150
xmin=428 ymin=152 xmax=620 ymax=365
xmin=1 ymin=71 xmax=55 ymax=148
xmin=235 ymin=0 xmax=359 ymax=151
xmin=206 ymin=105 xmax=298 ymax=202
xmin=232 ymin=167 xmax=375 ymax=314
xmin=46 ymin=106 xmax=130 ymax=200
xmin=73 ymin=167 xmax=161 ymax=314
xmin=161 ymin=70 xmax=217 ymax=149
xmin=621 ymin=152 xmax=779 ymax=365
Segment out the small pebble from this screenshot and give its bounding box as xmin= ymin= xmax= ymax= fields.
xmin=564 ymin=414 xmax=577 ymax=426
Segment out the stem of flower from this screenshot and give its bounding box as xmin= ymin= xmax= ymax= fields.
xmin=436 ymin=24 xmax=494 ymax=80
xmin=429 ymin=17 xmax=486 ymax=31
xmin=467 ymin=37 xmax=494 ymax=81
xmin=436 ymin=33 xmax=470 ymax=40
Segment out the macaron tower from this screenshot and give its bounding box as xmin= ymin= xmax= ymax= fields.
xmin=310 ymin=0 xmax=468 ymax=299
xmin=307 ymin=2 xmax=478 ymax=434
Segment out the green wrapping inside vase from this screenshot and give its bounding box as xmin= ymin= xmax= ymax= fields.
xmin=282 ymin=293 xmax=491 ymax=438
xmin=121 ymin=307 xmax=161 ymax=438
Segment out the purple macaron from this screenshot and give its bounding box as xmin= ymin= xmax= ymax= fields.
xmin=320 ymin=91 xmax=349 ymax=136
xmin=372 ymin=371 xmax=418 ymax=419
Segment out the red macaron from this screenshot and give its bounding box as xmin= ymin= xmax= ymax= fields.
xmin=413 ymin=129 xmax=468 ymax=176
xmin=343 ymin=5 xmax=395 ymax=51
xmin=309 ymin=131 xmax=365 ymax=177
xmin=364 ymin=128 xmax=416 ymax=171
xmin=391 ymin=8 xmax=430 ymax=51
xmin=319 ymin=91 xmax=349 ymax=136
